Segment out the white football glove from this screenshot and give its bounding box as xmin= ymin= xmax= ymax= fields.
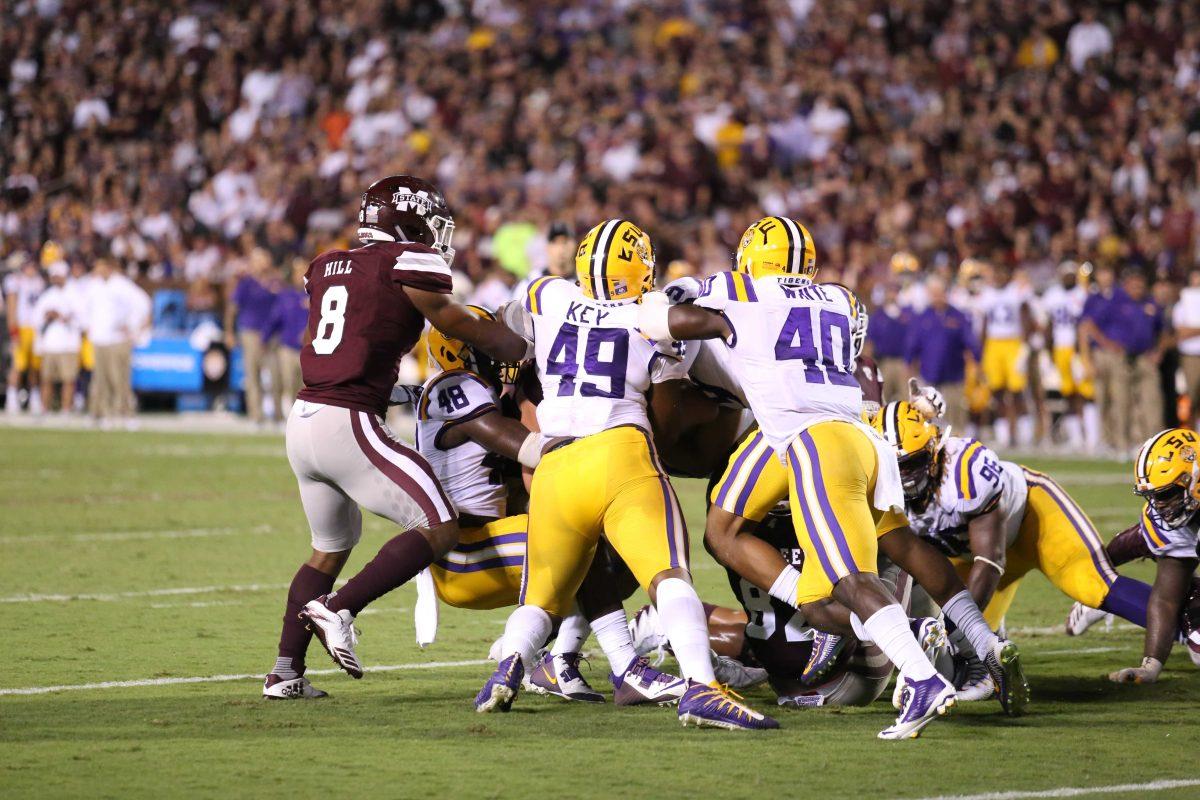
xmin=908 ymin=377 xmax=946 ymax=421
xmin=389 ymin=384 xmax=424 ymax=407
xmin=1108 ymin=657 xmax=1163 ymax=684
xmin=663 ymin=276 xmax=703 ymax=304
xmin=498 ymin=299 xmax=535 ymax=342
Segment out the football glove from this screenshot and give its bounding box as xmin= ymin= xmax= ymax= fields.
xmin=908 ymin=378 xmax=946 ymax=421
xmin=388 ymin=384 xmax=424 ymax=407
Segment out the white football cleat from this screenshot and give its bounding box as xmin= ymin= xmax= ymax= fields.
xmin=263 ymin=674 xmax=328 ymax=699
xmin=895 ymin=617 xmax=949 ymax=709
xmin=954 ymin=657 xmax=996 ymax=703
xmin=1066 ymin=603 xmax=1111 ymax=636
xmin=300 ymin=595 xmax=363 ymax=678
xmin=879 ymin=673 xmax=957 ymax=740
xmin=628 ymin=604 xmax=669 ymax=664
xmin=713 ymin=652 xmax=768 ymax=690
xmin=527 ymin=652 xmax=605 ymax=702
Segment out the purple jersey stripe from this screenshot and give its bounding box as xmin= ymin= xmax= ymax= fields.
xmin=963 ymin=444 xmax=983 ymax=499
xmin=740 ymin=273 xmax=758 ymax=302
xmin=733 ymin=443 xmax=773 ymax=517
xmin=954 ymin=439 xmax=980 ymax=499
xmin=452 ymin=531 xmax=527 ymax=554
xmin=531 ymin=276 xmax=553 ymax=313
xmin=787 ymin=444 xmax=841 ymax=584
xmin=800 ymin=430 xmax=861 ymax=574
xmin=436 ymin=555 xmax=525 ymax=574
xmin=640 ymin=428 xmax=687 ymax=568
xmin=723 ymin=271 xmax=736 ymax=300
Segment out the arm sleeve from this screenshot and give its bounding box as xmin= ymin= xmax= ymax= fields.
xmin=387 ymin=244 xmax=453 ymax=294
xmin=416 ymin=371 xmax=498 ymax=425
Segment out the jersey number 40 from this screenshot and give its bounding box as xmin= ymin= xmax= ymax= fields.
xmin=774 ymin=306 xmax=856 ymax=387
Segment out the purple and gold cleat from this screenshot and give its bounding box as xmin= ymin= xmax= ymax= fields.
xmin=677 ymin=681 xmax=779 ymax=730
xmin=801 ymin=631 xmax=846 ymax=685
xmin=612 ymin=656 xmax=687 ymax=706
xmin=879 ymin=673 xmax=956 ymax=740
xmin=474 ymin=654 xmax=524 ymax=713
xmin=529 ymin=652 xmax=604 ymax=703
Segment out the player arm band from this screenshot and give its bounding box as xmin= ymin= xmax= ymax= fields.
xmin=973 ymin=555 xmax=1005 ymax=576
xmin=637 ymin=293 xmax=673 ymax=341
xmin=517 ymin=431 xmax=550 ymax=469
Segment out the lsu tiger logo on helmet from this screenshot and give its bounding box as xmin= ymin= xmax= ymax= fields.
xmin=427 ymin=305 xmax=518 ymax=387
xmin=735 ymin=216 xmax=817 ymax=281
xmin=575 ymin=219 xmax=655 ymax=302
xmin=874 ymin=400 xmax=944 ymax=506
xmin=1134 ymin=428 xmax=1200 ymax=529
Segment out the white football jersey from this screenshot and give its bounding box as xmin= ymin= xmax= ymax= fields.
xmin=1139 ymin=504 xmax=1200 ymax=560
xmin=693 ymin=272 xmax=861 ymax=452
xmin=977 ymin=283 xmax=1028 ymax=341
xmin=906 ymin=437 xmax=1028 ymax=558
xmin=524 ymin=277 xmax=688 ymax=438
xmin=3 ymin=270 xmax=46 ymax=327
xmin=1039 ymin=284 xmax=1086 ymax=349
xmin=662 ymin=276 xmax=747 ymax=408
xmin=415 ymin=369 xmax=507 ymax=518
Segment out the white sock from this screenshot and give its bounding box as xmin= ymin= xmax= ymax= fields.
xmin=551 ymin=610 xmax=590 ymax=657
xmin=272 ymin=656 xmax=299 ymax=680
xmin=500 ymin=605 xmax=554 ymax=671
xmin=1062 ymin=414 xmax=1083 ymax=447
xmin=1082 ymin=403 xmax=1100 ymax=451
xmin=589 ymin=609 xmax=638 ymax=674
xmin=28 ymin=387 xmax=42 ymax=414
xmin=768 ymin=565 xmax=801 ymax=607
xmin=654 ymin=577 xmax=716 ymax=684
xmin=862 ymin=603 xmax=937 ymax=680
xmin=942 ymin=589 xmax=999 ymax=658
xmin=994 ymin=418 xmax=1011 ymax=448
xmin=1016 ymin=414 xmax=1034 ymax=446
xmin=5 ymin=386 xmax=18 ymax=411
xmin=849 ymin=612 xmax=873 ymax=643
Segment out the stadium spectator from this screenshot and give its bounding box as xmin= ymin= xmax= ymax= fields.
xmin=267 ymin=258 xmax=311 ymax=408
xmin=31 ymin=261 xmax=82 ymax=414
xmin=1066 ymin=7 xmax=1113 ymax=72
xmin=84 ymin=255 xmax=151 ymax=426
xmin=904 ymin=276 xmax=980 ymax=434
xmin=225 ymin=249 xmax=282 ymax=424
xmin=866 ymin=281 xmax=912 ymax=402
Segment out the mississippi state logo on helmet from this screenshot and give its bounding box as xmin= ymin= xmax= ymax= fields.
xmin=874 ymin=400 xmax=945 ymax=506
xmin=427 ymin=305 xmax=518 ymax=389
xmin=575 ymin=219 xmax=655 ymax=302
xmin=735 ymin=216 xmax=817 ymax=281
xmin=1134 ymin=428 xmax=1200 ymax=529
xmin=358 ymin=175 xmax=457 ymax=266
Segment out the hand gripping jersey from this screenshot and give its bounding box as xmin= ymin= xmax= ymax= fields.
xmin=906 ymin=436 xmax=1028 ymax=558
xmin=523 ymin=276 xmax=689 ymax=437
xmin=415 ymin=369 xmax=508 ymax=519
xmin=1139 ymin=505 xmax=1200 ymax=560
xmin=298 ymin=241 xmax=453 ymax=415
xmin=692 ymin=272 xmax=862 ymax=452
xmin=1039 ymin=284 xmax=1086 ymax=350
xmin=977 ymin=283 xmax=1028 ymax=341
xmin=663 ymin=276 xmax=746 ymax=408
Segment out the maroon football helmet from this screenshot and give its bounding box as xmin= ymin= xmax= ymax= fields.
xmin=357 ymin=175 xmax=456 ymax=266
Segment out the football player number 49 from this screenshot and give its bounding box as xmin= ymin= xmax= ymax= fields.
xmin=312 ymin=285 xmax=348 ymax=355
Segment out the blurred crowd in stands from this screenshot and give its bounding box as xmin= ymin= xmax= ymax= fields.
xmin=2 ymin=0 xmax=1200 ymax=450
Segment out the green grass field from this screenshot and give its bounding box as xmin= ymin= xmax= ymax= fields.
xmin=1 ymin=426 xmax=1198 ymax=800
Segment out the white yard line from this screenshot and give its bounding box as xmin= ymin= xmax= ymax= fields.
xmin=0 ymin=659 xmax=491 ymax=696
xmin=1035 ymin=646 xmax=1123 ymax=656
xmin=896 ymin=778 xmax=1200 ymax=800
xmin=0 ymin=524 xmax=276 ymax=545
xmin=1007 ymin=624 xmax=1139 ymax=637
xmin=0 ymin=582 xmax=290 ymax=604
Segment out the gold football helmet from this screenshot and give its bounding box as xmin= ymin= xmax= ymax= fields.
xmin=575 ymin=219 xmax=655 ymax=301
xmin=427 ymin=305 xmax=518 ymax=386
xmin=1134 ymin=428 xmax=1200 ymax=528
xmin=874 ymin=400 xmax=945 ymax=505
xmin=735 ymin=216 xmax=817 ymax=281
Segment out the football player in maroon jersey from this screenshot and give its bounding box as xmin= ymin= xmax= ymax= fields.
xmin=264 ymin=175 xmax=531 ymax=698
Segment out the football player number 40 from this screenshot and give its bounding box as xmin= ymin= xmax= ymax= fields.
xmin=312 ymin=286 xmax=348 ymax=355
xmin=774 ymin=306 xmax=856 ymax=386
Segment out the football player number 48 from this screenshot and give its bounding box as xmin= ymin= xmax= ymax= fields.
xmin=312 ymin=285 xmax=348 ymax=355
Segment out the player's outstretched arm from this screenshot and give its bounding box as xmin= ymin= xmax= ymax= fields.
xmin=637 ymin=292 xmax=731 ymax=342
xmin=448 ymin=409 xmax=565 ymax=470
xmin=404 ymin=287 xmax=531 ymax=363
xmin=965 ymin=507 xmax=1006 ymax=611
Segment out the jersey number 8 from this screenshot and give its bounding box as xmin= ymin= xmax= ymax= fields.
xmin=312 ymin=285 xmax=348 ymax=355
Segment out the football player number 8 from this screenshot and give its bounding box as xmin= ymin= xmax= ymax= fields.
xmin=312 ymin=286 xmax=348 ymax=355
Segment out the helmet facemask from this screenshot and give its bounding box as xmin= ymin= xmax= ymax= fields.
xmin=1139 ymin=473 xmax=1200 ymax=529
xmin=898 ymin=441 xmax=940 ymax=507
xmin=427 ymin=214 xmax=456 ymax=268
